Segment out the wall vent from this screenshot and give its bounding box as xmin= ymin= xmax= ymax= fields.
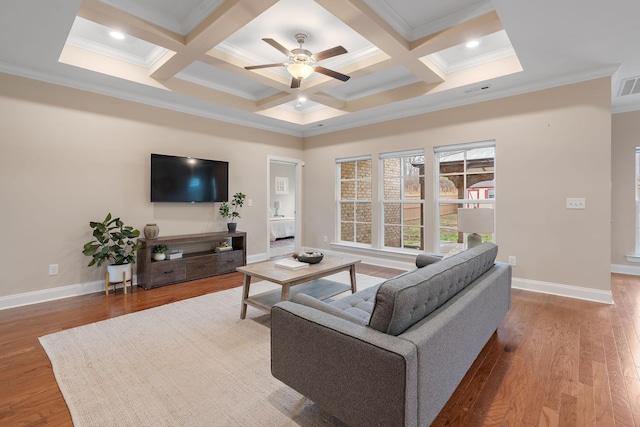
xmin=618 ymin=76 xmax=640 ymax=97
xmin=464 ymin=84 xmax=491 ymax=94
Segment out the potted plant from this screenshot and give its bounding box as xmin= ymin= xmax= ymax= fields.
xmin=152 ymin=244 xmax=168 ymax=261
xmin=219 ymin=192 xmax=246 ymax=232
xmin=82 ymin=213 xmax=142 ymax=285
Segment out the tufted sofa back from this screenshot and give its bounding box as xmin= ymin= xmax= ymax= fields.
xmin=368 ymin=242 xmax=498 ymax=335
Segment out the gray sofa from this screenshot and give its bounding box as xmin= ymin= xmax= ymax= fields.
xmin=270 ymin=243 xmax=511 ymax=427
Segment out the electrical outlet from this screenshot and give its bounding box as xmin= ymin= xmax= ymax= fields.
xmin=247 ymin=198 xmax=253 ymax=206
xmin=508 ymin=256 xmax=516 ymax=266
xmin=566 ymin=198 xmax=586 ymax=209
xmin=48 ymin=264 xmax=59 ymax=276
xmin=323 ymin=235 xmax=328 ymax=243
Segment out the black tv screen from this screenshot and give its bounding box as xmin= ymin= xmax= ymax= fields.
xmin=151 ymin=154 xmax=229 ymax=203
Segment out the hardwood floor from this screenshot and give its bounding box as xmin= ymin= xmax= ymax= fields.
xmin=1 ymin=267 xmax=639 ymax=426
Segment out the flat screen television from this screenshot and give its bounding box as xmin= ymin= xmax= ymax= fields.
xmin=151 ymin=153 xmax=229 ymax=203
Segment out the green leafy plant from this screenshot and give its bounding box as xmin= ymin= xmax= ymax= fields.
xmin=82 ymin=213 xmax=142 ymax=267
xmin=219 ymin=192 xmax=246 ymax=223
xmin=152 ymin=244 xmax=168 ymax=254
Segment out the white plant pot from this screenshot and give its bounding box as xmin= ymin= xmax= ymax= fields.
xmin=153 ymin=253 xmax=166 ymax=261
xmin=107 ymin=263 xmax=132 ymax=284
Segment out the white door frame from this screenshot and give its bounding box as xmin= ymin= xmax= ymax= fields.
xmin=267 ymin=155 xmax=303 ymax=257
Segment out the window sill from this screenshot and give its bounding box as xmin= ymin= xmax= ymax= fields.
xmin=329 ymin=242 xmax=424 ymax=269
xmin=626 ymin=254 xmax=640 ymax=263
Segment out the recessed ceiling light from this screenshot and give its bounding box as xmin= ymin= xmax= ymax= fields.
xmin=298 ymin=96 xmax=307 ymax=103
xmin=109 ymin=31 xmax=125 ymax=40
xmin=466 ymin=40 xmax=480 ymax=48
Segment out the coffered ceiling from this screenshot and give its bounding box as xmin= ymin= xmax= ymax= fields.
xmin=0 ymin=0 xmax=639 ymax=137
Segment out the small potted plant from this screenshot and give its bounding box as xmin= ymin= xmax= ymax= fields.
xmin=219 ymin=192 xmax=246 ymax=232
xmin=82 ymin=213 xmax=142 ymax=285
xmin=152 ymin=244 xmax=168 ymax=261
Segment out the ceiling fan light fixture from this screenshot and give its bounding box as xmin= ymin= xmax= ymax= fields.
xmin=246 ymin=34 xmax=349 ymax=88
xmin=287 ymin=63 xmax=314 ymax=79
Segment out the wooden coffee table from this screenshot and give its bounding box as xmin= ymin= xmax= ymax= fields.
xmin=237 ymin=254 xmax=361 ymax=319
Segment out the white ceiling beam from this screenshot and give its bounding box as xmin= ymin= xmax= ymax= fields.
xmin=150 ymin=0 xmax=278 ymax=81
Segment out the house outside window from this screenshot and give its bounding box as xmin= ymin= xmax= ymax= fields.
xmin=435 ymin=142 xmax=495 ymax=253
xmin=380 ymin=150 xmax=425 ymax=250
xmin=337 ymin=157 xmax=372 ymax=245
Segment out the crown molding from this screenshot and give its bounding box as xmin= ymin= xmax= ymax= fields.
xmin=302 ymin=64 xmax=621 ymax=137
xmin=0 ymin=61 xmax=304 ymax=137
xmin=66 ymin=36 xmax=168 ymax=68
xmin=0 ymin=59 xmax=622 ymax=140
xmin=611 ymin=103 xmax=640 ymax=114
xmin=428 ymin=47 xmax=516 ymax=74
xmin=363 ymin=0 xmax=495 ymax=41
xmin=98 ymin=0 xmax=223 ymax=36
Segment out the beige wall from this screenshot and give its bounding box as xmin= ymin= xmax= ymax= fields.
xmin=0 ymin=73 xmax=302 ymax=298
xmin=304 ymin=78 xmax=612 ymax=292
xmin=612 ymin=111 xmax=640 ymax=265
xmin=0 ymin=72 xmax=617 ymax=300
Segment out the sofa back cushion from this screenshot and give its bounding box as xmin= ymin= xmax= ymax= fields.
xmin=368 ymin=242 xmax=498 ymax=335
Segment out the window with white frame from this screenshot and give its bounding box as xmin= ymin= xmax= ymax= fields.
xmin=380 ymin=150 xmax=425 ymax=250
xmin=337 ymin=157 xmax=372 ymax=245
xmin=435 ymin=142 xmax=495 ymax=253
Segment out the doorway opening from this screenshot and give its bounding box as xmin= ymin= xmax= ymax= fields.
xmin=267 ymin=157 xmax=302 ymax=258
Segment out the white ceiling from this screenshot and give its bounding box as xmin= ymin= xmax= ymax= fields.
xmin=0 ymin=0 xmax=638 ymax=137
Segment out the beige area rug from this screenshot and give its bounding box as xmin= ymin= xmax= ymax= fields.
xmin=39 ymin=272 xmax=384 ymax=427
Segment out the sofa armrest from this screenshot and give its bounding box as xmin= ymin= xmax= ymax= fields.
xmin=415 ymin=253 xmax=444 ymax=268
xmin=271 ymin=301 xmax=418 ymax=427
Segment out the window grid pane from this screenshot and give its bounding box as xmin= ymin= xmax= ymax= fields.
xmin=338 ymin=159 xmax=372 ymax=245
xmin=381 ymin=153 xmax=425 ymax=250
xmin=357 ymin=180 xmax=372 ymax=200
xmin=384 ymin=178 xmax=401 ymax=200
xmin=357 ymin=160 xmax=372 ymax=178
xmin=436 ymin=144 xmax=495 ymax=253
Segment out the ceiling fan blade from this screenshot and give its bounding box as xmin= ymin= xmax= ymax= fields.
xmin=314 ymin=66 xmax=350 ymax=82
xmin=244 ymin=63 xmax=285 ymax=70
xmin=262 ymin=38 xmax=292 ymax=57
xmin=312 ymin=46 xmax=348 ymax=62
xmin=291 ymin=77 xmax=301 ymax=89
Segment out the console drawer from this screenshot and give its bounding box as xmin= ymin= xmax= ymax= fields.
xmin=217 ymin=250 xmax=243 ymax=274
xmin=150 ymin=260 xmax=186 ymax=286
xmin=186 ymin=255 xmax=218 ymax=280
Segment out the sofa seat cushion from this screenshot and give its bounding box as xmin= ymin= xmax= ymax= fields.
xmin=368 ymin=242 xmax=499 ymax=336
xmin=327 ymin=284 xmax=380 ymax=322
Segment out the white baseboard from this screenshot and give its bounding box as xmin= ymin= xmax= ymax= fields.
xmin=611 ymin=263 xmax=640 ymax=276
xmin=0 ymin=279 xmax=131 ymax=311
xmin=512 ymin=277 xmax=613 ymax=304
xmin=3 ymin=254 xmax=268 ymax=311
xmin=248 ymin=252 xmax=268 ymax=264
xmin=1 ymin=254 xmax=620 ymax=311
xmin=319 ymin=247 xmax=614 ymax=304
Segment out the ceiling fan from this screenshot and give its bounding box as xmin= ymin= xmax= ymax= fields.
xmin=244 ymin=33 xmax=350 ymax=89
